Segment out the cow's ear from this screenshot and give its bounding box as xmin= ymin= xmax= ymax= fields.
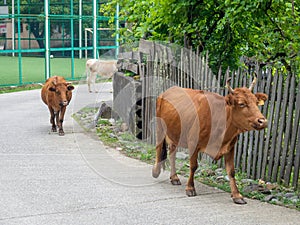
xmin=255 ymin=93 xmax=268 ymax=106
xmin=225 ymin=94 xmax=235 ymax=106
xmin=67 ymin=85 xmax=74 ymax=91
xmin=49 ymin=86 xmax=56 ymax=92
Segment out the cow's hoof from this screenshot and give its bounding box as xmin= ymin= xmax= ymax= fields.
xmin=186 ymin=189 xmax=197 ymax=197
xmin=170 ymin=175 xmax=181 ymax=185
xmin=233 ymin=198 xmax=247 ymax=204
xmin=171 ymin=179 xmax=181 ymax=185
xmin=152 ymin=166 xmax=161 ymax=178
xmin=51 ymin=127 xmax=57 ymax=132
xmin=58 ymin=130 xmax=65 ymax=136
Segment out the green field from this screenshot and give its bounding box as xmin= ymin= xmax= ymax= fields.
xmin=0 ymin=56 xmax=87 ymax=86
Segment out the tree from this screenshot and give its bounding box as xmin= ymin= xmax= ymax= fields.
xmin=103 ymin=0 xmax=300 ymax=75
xmin=5 ymin=0 xmax=94 ymax=49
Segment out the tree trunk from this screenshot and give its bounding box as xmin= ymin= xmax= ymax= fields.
xmin=27 ymin=20 xmax=45 ymax=49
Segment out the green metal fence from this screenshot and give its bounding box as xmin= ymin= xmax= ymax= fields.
xmin=0 ymin=0 xmax=119 ymax=86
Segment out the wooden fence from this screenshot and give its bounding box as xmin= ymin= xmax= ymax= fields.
xmin=117 ymin=40 xmax=300 ymax=189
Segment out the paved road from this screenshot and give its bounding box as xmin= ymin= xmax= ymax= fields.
xmin=0 ymin=82 xmax=299 ymax=225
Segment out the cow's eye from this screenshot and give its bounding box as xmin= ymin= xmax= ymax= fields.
xmin=239 ymin=103 xmax=246 ymax=108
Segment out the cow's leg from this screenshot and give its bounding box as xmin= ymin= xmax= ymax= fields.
xmin=57 ymin=107 xmax=66 ymax=136
xmin=224 ymin=148 xmax=247 ymax=204
xmin=87 ymin=71 xmax=92 ymax=93
xmin=169 ymin=143 xmax=181 ymax=185
xmin=55 ymin=110 xmax=61 ymax=134
xmin=152 ymin=118 xmax=167 ymax=178
xmin=91 ymin=72 xmax=98 ymax=93
xmin=49 ymin=106 xmax=57 ymax=132
xmin=186 ymin=150 xmax=198 ymax=197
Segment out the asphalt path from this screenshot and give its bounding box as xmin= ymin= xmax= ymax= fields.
xmin=0 ymin=82 xmax=299 ymax=225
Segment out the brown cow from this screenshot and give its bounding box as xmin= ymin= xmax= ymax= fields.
xmin=152 ymin=77 xmax=268 ymax=204
xmin=41 ymin=76 xmax=74 ymax=136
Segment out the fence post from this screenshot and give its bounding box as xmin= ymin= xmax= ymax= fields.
xmin=44 ymin=0 xmax=50 ymax=79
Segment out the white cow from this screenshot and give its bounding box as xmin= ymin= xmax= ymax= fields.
xmin=86 ymin=59 xmax=118 ymax=93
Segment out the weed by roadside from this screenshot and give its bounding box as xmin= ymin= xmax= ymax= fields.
xmin=0 ymin=84 xmax=42 ymax=94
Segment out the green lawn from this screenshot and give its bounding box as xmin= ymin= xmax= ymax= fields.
xmin=0 ymin=56 xmax=87 ymax=86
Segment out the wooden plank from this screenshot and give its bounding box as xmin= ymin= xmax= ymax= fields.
xmin=211 ymin=70 xmax=217 ymax=93
xmin=256 ymin=69 xmax=272 ymax=179
xmin=139 ymin=39 xmax=154 ymax=54
xmin=138 ymin=52 xmax=144 ymax=77
xmin=271 ymin=74 xmax=290 ymax=182
xmin=247 ymin=131 xmax=254 ymax=177
xmin=279 ymin=75 xmax=295 ymax=182
xmin=144 ymin=72 xmax=149 ymax=141
xmin=140 ymin=53 xmax=146 ymax=140
xmin=139 ymin=39 xmax=174 ymax=64
xmin=118 ymin=51 xmax=140 ymax=61
xmin=251 ymin=71 xmax=263 ymax=178
xmin=242 ymin=132 xmax=249 ymax=172
xmin=119 ymin=62 xmax=139 ymax=74
xmin=292 ymin=114 xmax=300 ymax=188
xmin=261 ymin=73 xmax=278 ymax=180
xmin=216 ymin=65 xmax=221 ymax=93
xmin=184 ymin=54 xmax=188 ymax=88
xmin=238 ymin=69 xmax=244 ymax=87
xmin=150 ymin=70 xmax=156 ymax=144
xmin=252 ymin=130 xmax=260 ymax=179
xmin=286 ymin=82 xmax=300 ymax=186
xmin=194 ymin=50 xmax=200 ymax=89
xmin=189 ymin=48 xmax=193 ymax=89
xmin=143 ymin=57 xmax=153 ymax=142
xmin=236 ymin=135 xmax=244 ymax=169
xmin=267 ymin=73 xmax=283 ymax=181
xmin=204 ymin=51 xmax=209 ymax=89
xmin=242 ymin=73 xmax=247 ymax=87
xmin=181 ymin=49 xmax=185 ymax=87
xmin=234 ymin=67 xmax=241 ymax=89
xmin=200 ymin=54 xmax=204 ymax=90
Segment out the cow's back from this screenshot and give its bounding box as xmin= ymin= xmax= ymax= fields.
xmin=157 ymin=86 xmax=225 ymax=150
xmin=89 ymin=60 xmax=117 ymax=77
xmin=41 ymin=78 xmax=52 ymax=105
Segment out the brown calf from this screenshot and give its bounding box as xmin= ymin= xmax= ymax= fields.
xmin=152 ymin=77 xmax=268 ymax=204
xmin=41 ymin=76 xmax=74 ymax=136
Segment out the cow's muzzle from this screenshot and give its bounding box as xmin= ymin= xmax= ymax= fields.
xmin=252 ymin=118 xmax=268 ymax=130
xmin=59 ymin=101 xmax=68 ymax=107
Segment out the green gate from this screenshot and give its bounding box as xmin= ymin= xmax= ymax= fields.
xmin=0 ymin=0 xmax=119 ymax=86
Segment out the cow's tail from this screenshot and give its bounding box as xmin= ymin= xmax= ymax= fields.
xmin=152 ymin=138 xmax=168 ymax=179
xmin=153 ymin=96 xmax=168 ymax=178
xmin=161 ymin=138 xmax=167 ymax=169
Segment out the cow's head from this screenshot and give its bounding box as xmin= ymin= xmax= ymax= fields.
xmin=49 ymin=79 xmax=74 ymax=106
xmin=225 ymin=76 xmax=268 ymax=132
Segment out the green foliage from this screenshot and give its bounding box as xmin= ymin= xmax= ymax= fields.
xmin=5 ymin=0 xmax=95 ymax=48
xmin=103 ymin=0 xmax=300 ymax=75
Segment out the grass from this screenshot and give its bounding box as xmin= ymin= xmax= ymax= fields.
xmin=0 ymin=80 xmax=81 ymax=94
xmin=94 ymin=120 xmax=156 ymax=163
xmin=0 ymin=83 xmax=42 ymax=94
xmin=0 ymin=56 xmax=87 ymax=86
